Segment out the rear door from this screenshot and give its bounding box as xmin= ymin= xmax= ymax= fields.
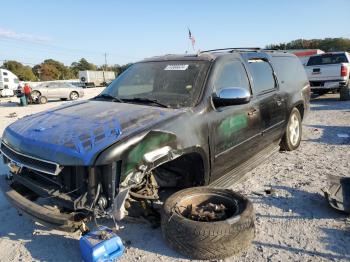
xmin=209 ymin=59 xmax=263 ymax=181
xmin=246 ymin=57 xmax=287 ymax=146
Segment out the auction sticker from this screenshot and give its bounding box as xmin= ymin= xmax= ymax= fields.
xmin=164 ymin=64 xmax=189 ymax=70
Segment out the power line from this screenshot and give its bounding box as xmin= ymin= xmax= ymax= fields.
xmin=0 ymin=37 xmax=141 ymax=60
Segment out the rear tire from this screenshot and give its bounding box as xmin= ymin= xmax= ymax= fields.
xmin=280 ymin=107 xmax=302 ymax=151
xmin=39 ymin=96 xmax=48 ymax=104
xmin=340 ymin=83 xmax=350 ymax=101
xmin=161 ymin=187 xmax=255 ymax=260
xmin=69 ymin=91 xmax=79 ymax=100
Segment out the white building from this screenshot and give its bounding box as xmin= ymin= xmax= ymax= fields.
xmin=0 ymin=69 xmax=20 ymax=97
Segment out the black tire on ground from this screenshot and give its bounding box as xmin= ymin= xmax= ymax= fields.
xmin=340 ymin=84 xmax=350 ymax=101
xmin=39 ymin=96 xmax=48 ymax=104
xmin=69 ymin=91 xmax=79 ymax=100
xmin=161 ymin=187 xmax=255 ymax=260
xmin=280 ymin=107 xmax=302 ymax=151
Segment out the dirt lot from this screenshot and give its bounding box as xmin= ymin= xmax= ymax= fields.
xmin=0 ymin=91 xmax=349 ymax=262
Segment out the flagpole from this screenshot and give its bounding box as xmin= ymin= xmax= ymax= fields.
xmin=187 ymin=36 xmax=190 ymax=54
xmin=187 ymin=27 xmax=190 ymax=53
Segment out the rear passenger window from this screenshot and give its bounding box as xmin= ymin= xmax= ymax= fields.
xmin=271 ymin=56 xmax=309 ymax=89
xmin=248 ymin=59 xmax=276 ymax=94
xmin=214 ymin=60 xmax=250 ymax=92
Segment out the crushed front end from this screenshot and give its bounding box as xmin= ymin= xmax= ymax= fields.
xmin=0 ymin=141 xmax=123 ymax=231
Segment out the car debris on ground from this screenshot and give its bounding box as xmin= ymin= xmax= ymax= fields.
xmin=181 ymin=202 xmax=228 ymax=222
xmin=322 ymin=174 xmax=350 ymax=214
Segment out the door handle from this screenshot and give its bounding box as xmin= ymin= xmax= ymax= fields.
xmin=248 ymin=108 xmax=259 ymax=116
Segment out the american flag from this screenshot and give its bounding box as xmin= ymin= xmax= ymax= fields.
xmin=188 ymin=29 xmax=196 ymax=50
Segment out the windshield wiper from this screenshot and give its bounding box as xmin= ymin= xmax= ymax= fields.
xmin=123 ymin=97 xmax=169 ymax=108
xmin=93 ymin=94 xmax=124 ymax=103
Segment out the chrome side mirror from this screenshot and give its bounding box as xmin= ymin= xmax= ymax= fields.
xmin=212 ymin=87 xmax=251 ymax=107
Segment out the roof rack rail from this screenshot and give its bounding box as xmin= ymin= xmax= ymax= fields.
xmin=200 ymin=47 xmax=262 ymax=54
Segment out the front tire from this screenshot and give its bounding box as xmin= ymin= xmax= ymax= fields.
xmin=280 ymin=108 xmax=302 ymax=151
xmin=31 ymin=91 xmax=41 ymax=103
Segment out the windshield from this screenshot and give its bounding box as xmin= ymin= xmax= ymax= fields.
xmin=100 ymin=61 xmax=209 ymax=108
xmin=307 ymin=53 xmax=348 ymax=66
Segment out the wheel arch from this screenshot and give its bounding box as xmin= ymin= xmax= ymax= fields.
xmin=294 ymin=102 xmax=305 ymax=120
xmin=154 ymin=146 xmax=210 ymax=187
xmin=31 ymin=89 xmax=41 ymax=96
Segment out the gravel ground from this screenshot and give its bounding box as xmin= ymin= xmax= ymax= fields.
xmin=0 ymin=91 xmax=349 ymax=262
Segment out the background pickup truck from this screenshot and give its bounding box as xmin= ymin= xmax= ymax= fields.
xmin=305 ymin=52 xmax=350 ymax=100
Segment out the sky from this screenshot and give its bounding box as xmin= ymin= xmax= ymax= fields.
xmin=0 ymin=0 xmax=349 ymax=66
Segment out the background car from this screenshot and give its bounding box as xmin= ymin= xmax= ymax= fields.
xmin=31 ymin=82 xmax=84 ymax=104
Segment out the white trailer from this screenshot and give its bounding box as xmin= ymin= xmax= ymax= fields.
xmin=0 ymin=69 xmax=20 ymax=97
xmin=78 ymin=70 xmax=115 ymax=87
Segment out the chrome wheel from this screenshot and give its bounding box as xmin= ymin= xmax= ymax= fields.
xmin=289 ymin=114 xmax=300 ymax=146
xmin=70 ymin=92 xmax=79 ymax=100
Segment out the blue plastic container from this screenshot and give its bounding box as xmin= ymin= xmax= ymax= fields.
xmin=79 ymin=226 xmax=125 ymax=262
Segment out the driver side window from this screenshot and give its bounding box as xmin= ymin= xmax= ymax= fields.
xmin=215 ymin=60 xmax=251 ymax=93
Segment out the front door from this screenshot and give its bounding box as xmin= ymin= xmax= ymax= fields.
xmin=208 ymin=59 xmax=262 ymax=182
xmin=46 ymin=82 xmax=60 ymax=98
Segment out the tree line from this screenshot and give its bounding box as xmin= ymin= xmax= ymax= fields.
xmin=0 ymin=58 xmax=132 ymax=82
xmin=266 ymin=37 xmax=350 ymax=52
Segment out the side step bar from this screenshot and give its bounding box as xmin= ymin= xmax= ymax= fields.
xmin=209 ymin=143 xmax=279 ymax=188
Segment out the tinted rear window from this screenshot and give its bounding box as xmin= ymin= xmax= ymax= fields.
xmin=307 ymin=54 xmax=348 ymax=66
xmin=271 ymin=56 xmax=308 ymax=89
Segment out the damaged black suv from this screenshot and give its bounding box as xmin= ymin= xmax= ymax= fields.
xmin=0 ymin=48 xmax=310 ymax=230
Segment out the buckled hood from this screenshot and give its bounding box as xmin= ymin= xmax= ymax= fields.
xmin=2 ymin=100 xmax=184 ymax=165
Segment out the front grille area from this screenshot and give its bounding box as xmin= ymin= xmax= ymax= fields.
xmin=0 ymin=142 xmax=61 ymax=175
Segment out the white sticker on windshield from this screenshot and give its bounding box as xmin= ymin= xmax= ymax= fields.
xmin=164 ymin=64 xmax=189 ymax=71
